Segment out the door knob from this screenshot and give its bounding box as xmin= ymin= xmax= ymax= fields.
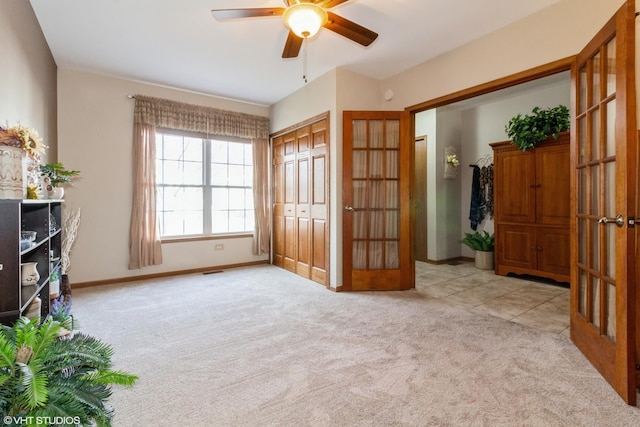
xmin=597 ymin=214 xmax=624 ymax=228
xmin=344 ymin=206 xmax=354 ymax=211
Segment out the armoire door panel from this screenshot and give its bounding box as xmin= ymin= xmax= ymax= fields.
xmin=536 ymin=137 xmax=570 ymax=224
xmin=494 ymin=149 xmax=536 ymax=223
xmin=497 ymin=225 xmax=537 ymax=270
xmin=538 ymin=227 xmax=570 ymax=276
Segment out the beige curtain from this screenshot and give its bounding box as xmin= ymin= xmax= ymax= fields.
xmin=129 ymin=95 xmax=271 ymax=268
xmin=129 ymin=122 xmax=163 ymax=269
xmin=252 ymin=138 xmax=270 ymax=255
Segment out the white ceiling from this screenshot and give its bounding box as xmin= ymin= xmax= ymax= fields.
xmin=29 ymin=0 xmax=562 ymax=106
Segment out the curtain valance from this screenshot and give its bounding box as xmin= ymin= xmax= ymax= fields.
xmin=133 ymin=95 xmax=270 ymax=139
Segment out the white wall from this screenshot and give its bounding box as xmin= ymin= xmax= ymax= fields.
xmin=415 ymin=109 xmax=462 ymax=262
xmin=436 ymin=110 xmax=462 ymax=260
xmin=57 ymin=70 xmax=270 ymax=283
xmin=0 ymin=0 xmax=57 ymax=160
xmin=415 ymin=110 xmax=436 ymax=259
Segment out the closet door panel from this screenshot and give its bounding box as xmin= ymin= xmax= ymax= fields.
xmin=311 ymin=219 xmax=327 ymax=284
xmin=283 ymin=150 xmax=296 ymax=272
xmin=271 ymin=114 xmax=329 ymax=286
xmin=284 ymin=215 xmax=296 ymax=272
xmin=296 ymin=150 xmax=311 ymax=277
xmin=296 ymin=217 xmax=310 ymax=277
xmin=272 ymin=136 xmax=285 ymax=267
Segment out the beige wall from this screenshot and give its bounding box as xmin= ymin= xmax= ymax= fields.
xmin=0 ymin=0 xmax=57 ymax=160
xmin=57 ymin=70 xmax=270 ymax=283
xmin=382 ymin=0 xmax=623 ymax=111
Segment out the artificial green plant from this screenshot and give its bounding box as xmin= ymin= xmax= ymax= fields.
xmin=505 ymin=105 xmax=570 ymax=150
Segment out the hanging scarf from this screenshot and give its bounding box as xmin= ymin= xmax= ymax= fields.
xmin=469 ymin=166 xmax=485 ymax=230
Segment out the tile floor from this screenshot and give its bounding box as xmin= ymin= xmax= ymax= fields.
xmin=415 ymin=260 xmax=570 ymax=337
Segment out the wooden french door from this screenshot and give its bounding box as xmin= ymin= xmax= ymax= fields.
xmin=342 ymin=111 xmax=413 ymax=290
xmin=570 ymin=0 xmax=637 ymax=405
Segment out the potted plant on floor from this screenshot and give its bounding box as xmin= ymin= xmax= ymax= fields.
xmin=460 ymin=231 xmax=495 ymax=270
xmin=0 ymin=316 xmax=137 ymax=425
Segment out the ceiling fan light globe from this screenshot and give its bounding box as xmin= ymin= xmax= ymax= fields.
xmin=283 ymin=3 xmax=328 ymax=39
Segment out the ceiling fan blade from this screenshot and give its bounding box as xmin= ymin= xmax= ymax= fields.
xmin=324 ymin=12 xmax=378 ymax=47
xmin=282 ymin=30 xmax=303 ymax=58
xmin=211 ymin=8 xmax=285 ymax=20
xmin=317 ymin=0 xmax=352 ymax=8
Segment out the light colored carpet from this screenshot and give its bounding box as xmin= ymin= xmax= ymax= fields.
xmin=71 ymin=264 xmax=640 ymax=426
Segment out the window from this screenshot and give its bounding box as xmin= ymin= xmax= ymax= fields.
xmin=155 ymin=130 xmax=253 ymax=237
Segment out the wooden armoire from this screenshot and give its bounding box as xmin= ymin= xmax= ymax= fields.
xmin=272 ymin=113 xmax=329 ymax=286
xmin=491 ymin=131 xmax=570 ymax=283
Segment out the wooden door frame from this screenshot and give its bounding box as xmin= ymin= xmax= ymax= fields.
xmin=406 ymin=57 xmax=575 ymax=114
xmin=414 ymin=135 xmax=428 ymax=262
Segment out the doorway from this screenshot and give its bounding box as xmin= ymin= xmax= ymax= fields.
xmin=412 ymin=70 xmax=571 ymax=265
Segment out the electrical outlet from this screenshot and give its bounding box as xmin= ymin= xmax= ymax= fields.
xmin=214 ymin=244 xmax=224 ymax=251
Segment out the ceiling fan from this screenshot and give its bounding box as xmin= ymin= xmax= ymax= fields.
xmin=211 ymin=0 xmax=378 ymax=59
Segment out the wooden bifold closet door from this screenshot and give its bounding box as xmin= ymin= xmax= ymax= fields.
xmin=272 ymin=115 xmax=329 ymax=286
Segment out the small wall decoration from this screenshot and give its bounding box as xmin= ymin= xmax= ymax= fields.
xmin=444 ymin=146 xmax=459 ymax=180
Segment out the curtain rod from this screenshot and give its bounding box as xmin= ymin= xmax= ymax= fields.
xmin=127 ymin=94 xmax=136 ymax=99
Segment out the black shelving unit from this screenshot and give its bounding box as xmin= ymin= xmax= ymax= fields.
xmin=0 ymin=199 xmax=62 ymax=324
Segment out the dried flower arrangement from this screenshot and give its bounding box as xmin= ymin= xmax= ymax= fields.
xmin=0 ymin=123 xmax=48 ymax=159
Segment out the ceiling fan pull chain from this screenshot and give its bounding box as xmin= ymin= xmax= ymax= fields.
xmin=303 ymin=37 xmax=308 ymax=83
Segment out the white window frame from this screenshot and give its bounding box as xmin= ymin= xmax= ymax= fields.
xmin=155 ymin=128 xmax=253 ymax=239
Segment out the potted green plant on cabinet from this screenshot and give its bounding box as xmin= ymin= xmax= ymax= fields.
xmin=460 ymin=231 xmax=495 ymax=270
xmin=505 ymin=105 xmax=570 ymax=151
xmin=0 ymin=316 xmax=137 ymax=425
